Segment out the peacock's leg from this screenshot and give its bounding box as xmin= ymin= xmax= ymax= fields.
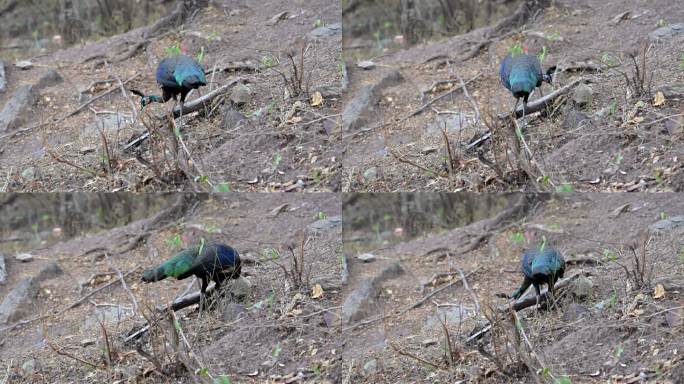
xmin=534 ymin=283 xmax=541 ymax=310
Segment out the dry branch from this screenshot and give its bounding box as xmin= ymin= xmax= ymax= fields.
xmin=466 ymin=78 xmax=586 ymax=150
xmin=123 ymin=79 xmax=243 ymax=150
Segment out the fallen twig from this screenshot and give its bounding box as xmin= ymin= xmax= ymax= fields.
xmin=56 ymin=267 xmax=139 ymax=316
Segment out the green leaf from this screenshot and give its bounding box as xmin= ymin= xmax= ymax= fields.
xmin=213 ymin=182 xmax=231 ymax=193
xmin=538 ymin=46 xmax=548 ymax=63
xmin=272 ymin=343 xmax=282 ymax=357
xmin=214 ymin=375 xmax=232 ymax=384
xmin=554 ymin=376 xmax=572 ymax=384
xmin=272 ymin=152 xmax=282 ymax=166
xmin=196 ymin=46 xmax=205 ymax=63
xmin=508 ymin=43 xmax=523 ymax=56
xmin=555 ymin=183 xmax=574 ymax=193
xmin=198 ymin=367 xmax=209 ymax=376
xmin=509 ymin=231 xmax=525 ymax=244
xmin=679 ymin=246 xmax=684 ymax=264
xmin=614 ymin=344 xmax=624 ymax=358
xmin=317 ymin=211 xmax=327 ymax=220
xmin=602 ymin=249 xmax=617 ymax=262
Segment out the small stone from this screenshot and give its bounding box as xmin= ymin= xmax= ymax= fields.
xmin=664 ymin=309 xmax=682 ymax=328
xmin=308 ymin=23 xmax=341 ymax=38
xmin=363 ymin=358 xmax=377 ymax=375
xmin=227 ymin=276 xmax=252 ymax=301
xmin=20 ymin=167 xmax=38 ymax=181
xmin=356 ymin=253 xmax=376 ymax=262
xmin=15 ymin=253 xmax=33 ymax=262
xmin=649 ymin=215 xmax=684 ymax=231
xmin=562 ymin=303 xmax=590 ymax=322
xmin=362 ymin=167 xmax=378 ymax=182
xmin=422 ymin=338 xmax=438 ymax=347
xmin=648 ymin=23 xmax=684 ymax=41
xmin=220 ymin=303 xmax=246 ymax=322
xmin=229 ymin=83 xmax=252 ymax=106
xmin=323 ymin=311 xmax=339 ymax=327
xmin=356 ymin=60 xmax=376 ymax=70
xmin=421 ymin=146 xmax=438 ymax=155
xmin=15 ymin=61 xmax=33 ymax=70
xmin=571 ymin=275 xmax=594 ymax=299
xmin=572 ymin=83 xmax=594 ymax=106
xmin=80 ymin=339 xmax=96 ymax=347
xmin=21 ymin=358 xmax=36 ymax=376
xmin=79 ymin=146 xmax=96 ymax=154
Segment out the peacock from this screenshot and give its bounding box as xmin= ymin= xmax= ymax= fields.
xmin=142 ymin=242 xmax=241 ymax=297
xmin=499 ymin=239 xmax=565 ymax=308
xmin=499 ymin=46 xmax=554 ymax=119
xmin=131 ymin=54 xmax=207 ymax=115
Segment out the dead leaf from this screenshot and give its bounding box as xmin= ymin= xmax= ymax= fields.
xmin=653 ymin=284 xmax=665 ymax=299
xmin=629 ymin=116 xmax=645 ymax=124
xmin=653 ymin=91 xmax=666 ymax=106
xmin=311 ymin=283 xmax=324 ymax=299
xmin=311 ymin=91 xmax=323 ymax=107
xmin=610 ymin=11 xmax=631 ymax=25
xmin=629 ymin=308 xmax=645 ymax=317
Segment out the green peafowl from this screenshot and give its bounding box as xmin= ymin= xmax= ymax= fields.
xmin=130 ymin=54 xmax=207 ymax=117
xmin=499 ymin=45 xmax=555 ymax=120
xmin=499 ymin=234 xmax=565 ymax=309
xmin=142 ymin=243 xmax=241 ymax=298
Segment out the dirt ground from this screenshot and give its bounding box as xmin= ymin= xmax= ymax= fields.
xmin=0 ymin=0 xmax=342 ymax=192
xmin=342 ymin=0 xmax=684 ymax=192
xmin=0 ymin=193 xmax=343 ymax=383
xmin=342 ymin=193 xmax=683 ymax=383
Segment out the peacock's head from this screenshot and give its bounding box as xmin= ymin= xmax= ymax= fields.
xmin=140 ymin=96 xmax=153 ymax=109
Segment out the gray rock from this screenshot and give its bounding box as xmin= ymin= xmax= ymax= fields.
xmin=426 ymin=112 xmax=474 ymax=136
xmin=15 ymin=253 xmax=33 ymax=262
xmin=572 ymin=83 xmax=594 ymax=106
xmin=0 ymin=261 xmax=62 ymax=323
xmin=20 ymin=166 xmax=39 ymax=181
xmin=562 ymin=110 xmax=590 ymax=130
xmin=342 ymin=263 xmax=405 ymax=323
xmin=85 ymin=305 xmax=134 ymax=329
xmin=425 ymin=306 xmax=472 ymax=329
xmin=0 ymin=60 xmax=5 ymax=93
xmin=0 ymin=70 xmax=63 ymax=132
xmin=0 ymin=254 xmax=6 ymax=284
xmin=227 ymin=276 xmax=252 ymax=300
xmin=356 ymin=253 xmax=376 ymax=262
xmin=562 ymin=303 xmax=590 ymax=322
xmin=362 ymin=358 xmax=377 ymax=376
xmin=21 ymin=358 xmax=36 ymax=376
xmin=649 ymin=215 xmax=684 ymax=231
xmin=362 ymin=167 xmax=378 ymax=183
xmin=656 ymin=83 xmax=684 ymax=100
xmin=664 ymin=308 xmax=682 ymax=328
xmin=649 ymin=23 xmax=684 ymax=41
xmin=356 ymin=60 xmax=376 ymax=70
xmin=307 ymin=215 xmax=342 ymax=232
xmin=0 ymin=85 xmax=34 ymax=132
xmin=308 ymin=23 xmax=342 ymax=38
xmin=15 ymin=60 xmax=33 ymax=70
xmin=0 ymin=278 xmax=36 ymax=324
xmin=229 ymin=83 xmax=251 ymax=106
xmin=323 ymin=311 xmax=339 ymax=327
xmin=220 ymin=105 xmax=247 ymax=131
xmin=35 ymin=70 xmax=63 ymax=89
xmin=220 ymin=303 xmax=246 ymax=322
xmin=571 ymin=275 xmax=594 ymax=299
xmin=342 ymin=70 xmax=404 ymax=131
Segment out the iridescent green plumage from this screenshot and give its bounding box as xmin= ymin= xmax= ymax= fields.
xmin=142 ymin=243 xmax=241 ymax=294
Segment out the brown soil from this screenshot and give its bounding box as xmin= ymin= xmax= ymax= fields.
xmin=0 ymin=0 xmax=342 ymax=192
xmin=342 ymin=193 xmax=684 ymax=382
xmin=0 ymin=193 xmax=343 ymax=383
xmin=342 ymin=0 xmax=684 ymax=192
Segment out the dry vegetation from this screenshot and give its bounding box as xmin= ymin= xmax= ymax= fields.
xmin=0 ymin=0 xmax=342 ymax=192
xmin=342 ymin=193 xmax=683 ymax=383
xmin=0 ymin=193 xmax=344 ymax=383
